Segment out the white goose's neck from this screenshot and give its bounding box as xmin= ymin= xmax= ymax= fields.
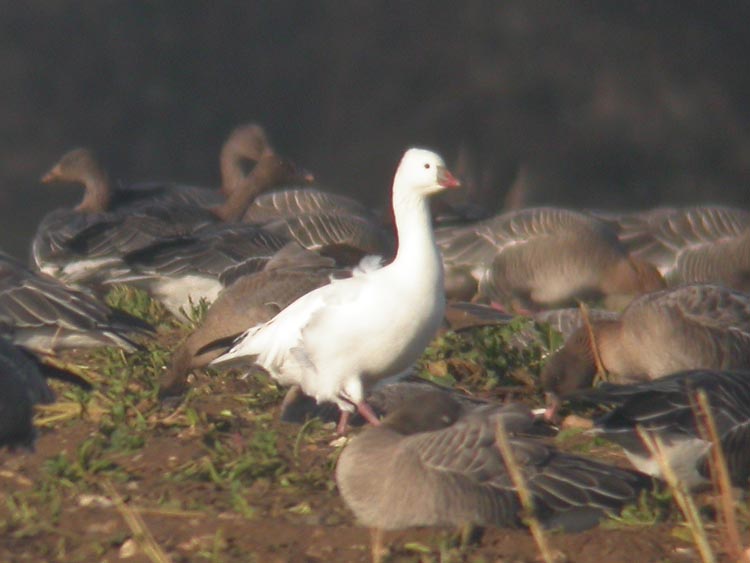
xmin=390 ymin=189 xmax=442 ymax=281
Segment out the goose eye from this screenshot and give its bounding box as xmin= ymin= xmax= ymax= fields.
xmin=423 ymin=163 xmax=431 ymax=169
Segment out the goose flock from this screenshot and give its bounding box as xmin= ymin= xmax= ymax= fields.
xmin=3 ymin=122 xmax=750 ymax=558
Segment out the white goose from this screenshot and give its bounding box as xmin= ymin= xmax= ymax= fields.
xmin=210 ymin=148 xmax=460 ymax=432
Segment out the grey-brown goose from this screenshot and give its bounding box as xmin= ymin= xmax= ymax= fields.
xmin=336 ymin=390 xmax=650 ymax=541
xmin=435 ymin=207 xmax=664 ymax=309
xmin=159 ymin=243 xmax=344 ymax=398
xmin=97 ymin=154 xmax=313 ymax=315
xmin=573 ymin=369 xmax=750 ymax=489
xmin=0 ymin=251 xmax=152 ymax=354
xmin=32 ymin=124 xmax=275 ymax=281
xmin=541 ymin=284 xmax=750 ymax=415
xmin=242 ymin=177 xmax=394 ymax=265
xmin=36 ymin=151 xmax=309 ymax=288
xmin=613 ymin=205 xmax=750 ymax=288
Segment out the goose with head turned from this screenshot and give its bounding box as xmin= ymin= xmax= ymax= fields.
xmin=209 ymin=148 xmax=460 ymax=432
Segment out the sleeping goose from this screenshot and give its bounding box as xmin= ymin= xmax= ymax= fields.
xmin=435 ymin=207 xmax=664 ymax=309
xmin=0 ymin=251 xmax=152 ymax=353
xmin=616 ymin=205 xmax=750 ymax=282
xmin=32 ymin=124 xmax=271 ymax=278
xmin=209 ymin=148 xmax=460 ymax=432
xmin=336 ymin=390 xmax=650 ymax=545
xmin=573 ymin=369 xmax=750 ymax=488
xmin=541 ymin=284 xmax=750 ymax=417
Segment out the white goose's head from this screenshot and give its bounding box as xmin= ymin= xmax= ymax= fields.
xmin=393 ymin=148 xmax=461 ymax=198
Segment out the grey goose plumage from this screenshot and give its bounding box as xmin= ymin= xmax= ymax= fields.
xmin=336 ymin=390 xmax=650 ymax=534
xmin=573 ymin=369 xmax=750 ymax=488
xmin=541 ymin=284 xmax=750 ymax=414
xmin=436 ymin=207 xmax=665 ymax=308
xmin=0 ymin=251 xmax=151 ymax=353
xmin=32 ymin=124 xmax=273 ymax=280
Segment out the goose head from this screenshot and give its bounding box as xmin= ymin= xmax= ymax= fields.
xmin=219 ymin=123 xmax=272 ymax=194
xmin=212 ymin=152 xmax=314 ymax=222
xmin=393 ymin=148 xmax=461 ymax=198
xmin=41 ymin=148 xmax=111 ymax=213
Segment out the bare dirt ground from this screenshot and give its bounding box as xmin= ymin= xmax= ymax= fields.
xmin=0 ymin=305 xmax=740 ymax=563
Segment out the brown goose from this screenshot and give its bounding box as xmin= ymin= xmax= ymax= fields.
xmin=35 ymin=151 xmax=309 ymax=287
xmin=98 ymin=154 xmax=313 ymax=315
xmin=336 ymin=390 xmax=650 ymax=550
xmin=32 ymin=124 xmax=275 ymax=280
xmin=436 ymin=207 xmax=664 ymax=309
xmin=159 ymin=243 xmax=344 ymax=397
xmin=242 ymin=157 xmax=394 ymax=264
xmin=541 ymin=284 xmax=750 ymax=415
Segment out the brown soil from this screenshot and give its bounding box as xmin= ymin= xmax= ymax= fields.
xmin=0 ymin=328 xmax=735 ymax=563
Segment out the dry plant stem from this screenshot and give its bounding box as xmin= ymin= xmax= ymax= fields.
xmin=637 ymin=428 xmax=715 ymax=563
xmin=369 ymin=527 xmax=385 ymax=563
xmin=102 ymin=480 xmax=172 ymax=563
xmin=39 ymin=354 xmax=104 ymax=385
xmin=577 ymin=301 xmax=607 ymax=383
xmin=495 ymin=420 xmax=556 ymax=563
xmin=694 ymin=391 xmax=750 ymax=563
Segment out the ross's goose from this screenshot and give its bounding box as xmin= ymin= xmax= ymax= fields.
xmin=435 ymin=207 xmax=664 ymax=308
xmin=0 ymin=251 xmax=152 ymax=353
xmin=336 ymin=390 xmax=650 ymax=545
xmin=573 ymin=369 xmax=750 ymax=488
xmin=541 ymin=284 xmax=750 ymax=417
xmin=209 ymin=148 xmax=460 ymax=431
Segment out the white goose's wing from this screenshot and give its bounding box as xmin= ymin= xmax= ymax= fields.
xmin=209 ymin=262 xmax=382 ymax=375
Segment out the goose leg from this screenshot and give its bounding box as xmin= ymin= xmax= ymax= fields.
xmin=336 ymin=401 xmax=381 ymax=434
xmin=336 ymin=411 xmax=351 ymax=435
xmin=356 ymin=401 xmax=382 ymax=426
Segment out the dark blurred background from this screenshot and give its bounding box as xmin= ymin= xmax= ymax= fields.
xmin=2 ymin=2 xmax=750 ymax=258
